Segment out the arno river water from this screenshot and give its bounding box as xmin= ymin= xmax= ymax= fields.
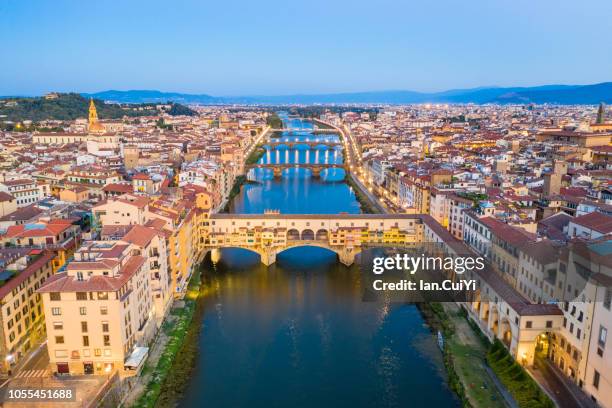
xmin=180 ymin=115 xmax=458 ymax=407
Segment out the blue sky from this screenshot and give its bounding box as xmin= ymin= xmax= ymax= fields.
xmin=1 ymin=0 xmax=611 ymax=96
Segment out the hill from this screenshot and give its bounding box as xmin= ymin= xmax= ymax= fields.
xmin=0 ymin=93 xmax=197 ymax=122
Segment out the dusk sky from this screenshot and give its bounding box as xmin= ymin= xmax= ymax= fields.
xmin=1 ymin=0 xmax=611 ymax=96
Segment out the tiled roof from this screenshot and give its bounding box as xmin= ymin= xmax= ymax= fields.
xmin=571 ymin=212 xmax=612 ymax=234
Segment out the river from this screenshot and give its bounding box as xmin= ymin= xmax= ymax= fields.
xmin=179 ymin=115 xmax=458 ymax=408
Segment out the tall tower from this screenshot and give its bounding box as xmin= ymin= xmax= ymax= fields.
xmin=89 ymin=98 xmax=98 ymax=125
xmin=596 ymin=102 xmax=606 ymax=124
xmin=88 ymin=99 xmax=105 ymax=133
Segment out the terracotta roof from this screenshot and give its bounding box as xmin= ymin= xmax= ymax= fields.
xmin=1 ymin=179 xmax=35 ymax=186
xmin=0 ymin=251 xmax=54 ymax=299
xmin=0 ymin=205 xmax=44 ymax=222
xmin=3 ymin=222 xmax=72 ymax=239
xmin=487 ymin=218 xmax=536 ymax=247
xmin=520 ymin=240 xmax=560 ymax=265
xmin=122 ymin=225 xmax=159 ymax=247
xmin=571 ymin=212 xmax=612 ymax=234
xmin=39 ymin=255 xmax=145 ymax=293
xmin=103 ymin=183 xmax=133 ymax=193
xmin=0 ymin=192 xmax=15 ymax=202
xmin=132 ymin=173 xmax=151 ymax=180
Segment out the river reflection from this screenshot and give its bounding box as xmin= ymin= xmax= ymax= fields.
xmin=180 ymin=248 xmax=458 ymax=408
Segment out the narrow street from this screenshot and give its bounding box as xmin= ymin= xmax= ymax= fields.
xmin=528 ymin=355 xmax=597 ymax=408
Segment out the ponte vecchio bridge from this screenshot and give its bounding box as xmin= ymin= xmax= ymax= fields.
xmin=205 ymin=213 xmax=424 ymax=266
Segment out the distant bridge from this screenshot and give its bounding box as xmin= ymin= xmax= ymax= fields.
xmin=245 ymin=163 xmax=346 ymax=177
xmin=264 ymin=140 xmax=342 ymax=150
xmin=270 ymin=128 xmax=338 ymax=134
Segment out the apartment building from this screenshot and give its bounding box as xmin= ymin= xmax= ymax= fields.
xmin=0 ymin=179 xmax=41 ymax=208
xmin=568 ymin=212 xmax=612 ymax=240
xmin=92 ymin=194 xmax=150 ymax=227
xmin=38 ymin=240 xmax=156 ymax=376
xmin=584 ymin=267 xmax=612 ymax=407
xmin=0 ymin=249 xmax=56 ymax=376
xmin=0 ymin=218 xmax=81 ymax=273
xmin=489 ymin=218 xmax=536 ymax=287
xmin=516 ymin=240 xmax=561 ymax=304
xmin=94 ymin=194 xmax=200 ymax=298
xmin=421 ymin=215 xmax=564 ymax=367
xmin=120 ymin=225 xmax=171 ymax=324
xmin=0 ymin=192 xmax=17 ymax=218
xmin=463 ymin=205 xmax=496 ymax=260
xmin=448 ymin=194 xmax=473 ymax=239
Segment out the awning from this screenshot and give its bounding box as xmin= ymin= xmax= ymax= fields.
xmin=124 ymin=346 xmax=149 ymax=369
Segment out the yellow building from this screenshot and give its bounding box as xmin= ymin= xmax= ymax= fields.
xmin=38 ymin=241 xmax=155 ymax=376
xmin=0 ymin=250 xmax=56 ymax=376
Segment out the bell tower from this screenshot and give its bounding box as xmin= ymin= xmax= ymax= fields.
xmin=87 ymin=98 xmax=105 ymax=133
xmin=89 ymin=98 xmax=99 ymax=126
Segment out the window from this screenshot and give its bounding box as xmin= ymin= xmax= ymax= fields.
xmin=81 ymin=321 xmax=88 ymax=333
xmin=83 ymin=336 xmax=89 ymax=347
xmin=50 ymin=293 xmax=61 ymax=301
xmin=102 ymin=322 xmax=109 ymax=332
xmin=604 ymin=289 xmax=612 ymax=311
xmin=546 ymin=321 xmax=553 ymax=328
xmin=526 ymin=321 xmax=533 ymax=329
xmin=103 ymin=335 xmax=110 ymax=346
xmin=97 ymin=292 xmax=108 ymax=300
xmin=55 ymin=336 xmax=64 ymax=344
xmin=53 ymin=322 xmax=63 ymax=330
xmin=599 ymin=326 xmax=607 ymax=348
xmin=76 ymin=292 xmax=87 ymax=300
xmin=51 ymin=307 xmax=61 ymax=316
xmin=593 ymin=370 xmax=600 ymax=389
xmin=100 ymin=306 xmax=108 ymax=315
xmin=79 ymin=307 xmax=87 ymax=316
xmin=94 ymin=349 xmax=101 ymax=357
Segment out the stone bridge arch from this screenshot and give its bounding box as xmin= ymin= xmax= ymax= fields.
xmin=287 ymin=229 xmax=300 ymax=241
xmin=315 ymin=229 xmax=329 ymax=241
xmin=301 ymin=229 xmax=315 ymax=240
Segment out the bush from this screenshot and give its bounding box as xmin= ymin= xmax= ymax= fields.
xmin=486 ymin=339 xmax=554 ymax=408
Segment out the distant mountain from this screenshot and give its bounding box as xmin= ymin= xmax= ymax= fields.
xmin=492 ymin=82 xmax=612 ymax=104
xmin=82 ymin=82 xmax=612 ymax=105
xmin=83 ymin=90 xmax=222 ymax=104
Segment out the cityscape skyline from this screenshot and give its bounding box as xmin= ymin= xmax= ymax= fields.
xmin=2 ymin=0 xmax=612 ymax=95
xmin=1 ymin=1 xmax=611 ymax=407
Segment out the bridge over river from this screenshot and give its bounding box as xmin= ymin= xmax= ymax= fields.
xmin=264 ymin=140 xmax=342 ymax=149
xmin=270 ymin=128 xmax=338 ymax=134
xmin=206 ymin=213 xmax=424 ymax=265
